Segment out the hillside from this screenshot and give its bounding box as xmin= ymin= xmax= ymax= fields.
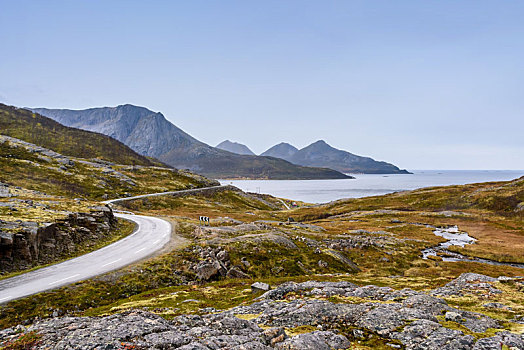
xmin=260 ymin=142 xmax=298 ymax=160
xmin=3 ymin=176 xmax=524 ymax=349
xmin=0 ymin=135 xmax=218 ymax=200
xmin=0 ymin=104 xmax=156 ymax=166
xmin=32 ymin=105 xmax=352 ymax=180
xmin=285 ymin=140 xmax=410 ymax=174
xmin=216 ymin=140 xmax=255 ymax=155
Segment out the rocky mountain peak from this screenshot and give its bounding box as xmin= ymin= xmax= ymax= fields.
xmin=216 ymin=140 xmax=255 ymax=156
xmin=260 ymin=142 xmax=299 ymax=161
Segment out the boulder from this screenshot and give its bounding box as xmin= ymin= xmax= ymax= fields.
xmin=195 ymin=262 xmax=220 ymax=281
xmin=275 ymin=331 xmax=350 ymax=350
xmin=445 ymin=311 xmax=463 ymax=323
xmin=217 ymin=250 xmax=230 ymax=262
xmin=0 ymin=183 xmax=10 ymax=198
xmin=227 ymin=266 xmax=251 ymax=279
xmin=252 ymin=282 xmax=271 ymax=293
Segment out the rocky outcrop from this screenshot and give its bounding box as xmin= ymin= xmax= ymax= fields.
xmin=431 ymin=273 xmax=501 ymax=297
xmin=189 ymin=246 xmax=251 ymax=281
xmin=0 ymin=183 xmax=10 ymax=198
xmin=2 ymin=275 xmax=523 ymax=349
xmin=0 ymin=310 xmax=351 ymax=349
xmin=236 ymin=278 xmax=521 ymax=349
xmin=0 ymin=206 xmax=117 ymax=272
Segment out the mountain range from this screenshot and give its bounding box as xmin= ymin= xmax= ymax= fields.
xmin=266 ymin=140 xmax=409 ymax=174
xmin=223 ymin=140 xmax=410 ymax=174
xmin=31 ymin=105 xmax=351 ymax=180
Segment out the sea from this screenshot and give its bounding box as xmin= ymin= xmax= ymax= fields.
xmin=219 ymin=170 xmax=524 ymax=204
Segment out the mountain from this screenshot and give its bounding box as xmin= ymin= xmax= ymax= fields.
xmin=216 ymin=140 xmax=255 ymax=155
xmin=0 ymin=104 xmax=156 ymax=166
xmin=32 ymin=105 xmax=351 ymax=180
xmin=288 ymin=140 xmax=410 ymax=174
xmin=31 ymin=104 xmax=194 ymax=159
xmin=260 ymin=142 xmax=298 ymax=161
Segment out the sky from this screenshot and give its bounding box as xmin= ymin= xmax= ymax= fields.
xmin=1 ymin=1 xmax=523 ymax=170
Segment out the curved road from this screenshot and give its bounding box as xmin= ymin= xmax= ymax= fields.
xmin=0 ymin=214 xmax=171 ymax=304
xmin=103 ymin=185 xmax=227 ymax=205
xmin=0 ymin=185 xmax=229 ymax=304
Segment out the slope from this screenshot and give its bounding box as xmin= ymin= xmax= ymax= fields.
xmin=1 ymin=104 xmax=155 ymax=166
xmin=0 ymin=135 xmax=218 ymax=200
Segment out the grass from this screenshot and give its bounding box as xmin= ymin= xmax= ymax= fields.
xmin=1 ymin=174 xmax=524 ymax=348
xmin=0 ymin=103 xmax=155 ymax=166
xmin=117 ymin=189 xmax=281 ymax=221
xmin=437 ymin=317 xmax=503 ymax=340
xmin=284 ymin=177 xmax=524 ymax=266
xmin=0 ymin=140 xmax=218 ymax=200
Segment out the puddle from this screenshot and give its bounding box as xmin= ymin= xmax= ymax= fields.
xmin=422 ymin=226 xmax=524 ymax=269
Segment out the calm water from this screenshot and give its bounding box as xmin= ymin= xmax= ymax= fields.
xmin=220 ymin=170 xmax=524 ymax=203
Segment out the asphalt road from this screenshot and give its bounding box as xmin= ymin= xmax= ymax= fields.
xmin=103 ymin=185 xmax=227 ymax=205
xmin=0 ymin=213 xmax=171 ymax=304
xmin=0 ymin=185 xmax=230 ymax=304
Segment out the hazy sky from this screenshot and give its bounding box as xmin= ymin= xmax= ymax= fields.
xmin=1 ymin=1 xmax=523 ymax=170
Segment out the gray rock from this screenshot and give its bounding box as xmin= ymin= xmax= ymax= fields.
xmin=473 ymin=331 xmax=524 ymax=349
xmin=0 ymin=183 xmax=10 ymax=198
xmin=2 ymin=279 xmax=523 ymax=349
xmin=252 ymin=282 xmax=270 ymax=293
xmin=233 ymin=341 xmax=273 ymax=349
xmin=275 ymin=331 xmax=350 ymax=350
xmin=196 ymin=262 xmax=220 ymax=281
xmin=483 ymin=302 xmax=512 ymax=311
xmin=262 ymin=327 xmax=287 ymax=346
xmin=143 ymin=330 xmax=192 ymax=348
xmin=217 ymin=250 xmax=229 ymax=262
xmin=1 ymin=207 xmax=117 ymax=273
xmin=445 ymin=311 xmax=463 ymax=323
xmin=356 ymin=304 xmax=405 ymax=336
xmin=461 ymin=315 xmax=500 ymax=333
xmin=318 ymin=260 xmax=328 ymax=268
xmin=432 ymin=273 xmax=501 ymax=297
xmin=392 ymin=319 xmax=475 ymax=349
xmin=227 ymin=266 xmax=251 ymax=279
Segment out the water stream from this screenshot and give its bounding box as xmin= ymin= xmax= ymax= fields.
xmin=422 ymin=226 xmax=524 ymax=269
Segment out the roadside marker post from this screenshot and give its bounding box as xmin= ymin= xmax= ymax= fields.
xmin=199 ymin=216 xmax=210 ymax=227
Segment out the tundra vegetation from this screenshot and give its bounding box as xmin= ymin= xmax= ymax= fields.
xmin=1 ymin=109 xmax=524 ymax=348
xmin=1 ymin=167 xmax=524 ymax=348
